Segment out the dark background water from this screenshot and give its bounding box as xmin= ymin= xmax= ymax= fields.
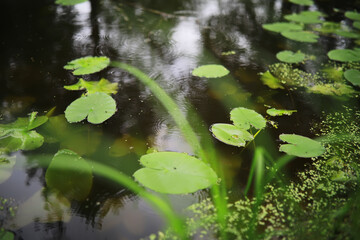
xmin=0 ymin=0 xmax=360 ymax=239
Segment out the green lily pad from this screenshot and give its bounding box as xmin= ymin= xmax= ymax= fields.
xmin=284 ymin=11 xmax=324 ymax=24
xmin=64 ymin=78 xmax=118 ymax=95
xmin=0 ymin=230 xmax=14 ymax=240
xmin=279 ymin=134 xmax=325 ymax=158
xmin=314 ymin=22 xmax=341 ymax=34
xmin=210 ymin=123 xmax=254 ymax=147
xmin=289 ymin=0 xmax=314 ymax=6
xmin=262 ymin=22 xmax=303 ymax=33
xmin=335 ymin=30 xmax=360 ymax=39
xmin=45 ymin=149 xmax=93 ymax=201
xmin=65 ymin=92 xmax=117 ymax=124
xmin=266 ymin=108 xmax=297 ymax=116
xmin=327 ymin=49 xmax=360 ymax=62
xmin=345 ymin=11 xmax=360 ymax=21
xmin=64 ymin=56 xmax=110 ymax=75
xmin=0 ymin=156 xmax=15 ymax=184
xmin=230 ymin=107 xmax=266 ymax=130
xmin=281 ymin=31 xmax=319 ymax=43
xmin=56 ymin=0 xmax=88 ymax=5
xmin=260 ymin=71 xmax=284 ymax=89
xmin=344 ymin=69 xmax=360 ymax=86
xmin=276 ymin=50 xmax=305 ymax=63
xmin=133 ymin=152 xmax=218 ymax=194
xmin=354 ymin=21 xmax=360 ymax=30
xmin=192 ymin=64 xmax=229 ymax=78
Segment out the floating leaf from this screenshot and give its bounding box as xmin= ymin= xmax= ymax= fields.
xmin=281 ymin=31 xmax=319 ymax=43
xmin=262 ymin=22 xmax=303 ymax=33
xmin=65 ymin=92 xmax=116 ymax=124
xmin=308 ymin=83 xmax=357 ymax=96
xmin=266 ymin=108 xmax=297 ymax=116
xmin=345 ymin=11 xmax=360 ymax=21
xmin=0 ymin=230 xmax=14 ymax=240
xmin=289 ymin=0 xmax=314 ymax=6
xmin=64 ymin=78 xmax=118 ymax=95
xmin=56 ymin=0 xmax=88 ymax=5
xmin=192 ymin=64 xmax=229 ymax=78
xmin=279 ymin=134 xmax=325 ymax=158
xmin=344 ymin=69 xmax=360 ymax=86
xmin=314 ymin=21 xmax=341 ymax=34
xmin=64 ymin=56 xmax=110 ymax=75
xmin=354 ymin=21 xmax=360 ymax=30
xmin=327 ymin=49 xmax=360 ymax=62
xmin=210 ymin=123 xmax=254 ymax=147
xmin=133 ymin=152 xmax=218 ymax=194
xmin=260 ymin=71 xmax=284 ymax=89
xmin=230 ymin=107 xmax=266 ymax=130
xmin=335 ymin=30 xmax=360 ymax=39
xmin=0 ymin=156 xmax=15 ymax=184
xmin=284 ymin=11 xmax=324 ymax=24
xmin=276 ymin=50 xmax=305 ymax=63
xmin=221 ymin=51 xmax=236 ymax=56
xmin=45 ymin=149 xmax=93 ymax=201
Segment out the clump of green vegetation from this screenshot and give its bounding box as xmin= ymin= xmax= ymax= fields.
xmin=0 ymin=196 xmax=17 ymax=239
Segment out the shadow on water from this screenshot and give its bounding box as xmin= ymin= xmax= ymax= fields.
xmin=0 ymin=0 xmax=360 ymax=239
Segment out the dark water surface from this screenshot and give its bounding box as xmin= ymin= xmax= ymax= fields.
xmin=1 ymin=0 xmax=359 ymax=239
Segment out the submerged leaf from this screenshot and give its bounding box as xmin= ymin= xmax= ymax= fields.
xmin=56 ymin=0 xmax=88 ymax=5
xmin=327 ymin=49 xmax=360 ymax=62
xmin=314 ymin=21 xmax=341 ymax=34
xmin=45 ymin=149 xmax=93 ymax=201
xmin=192 ymin=64 xmax=229 ymax=78
xmin=230 ymin=107 xmax=266 ymax=130
xmin=281 ymin=31 xmax=319 ymax=43
xmin=262 ymin=22 xmax=303 ymax=33
xmin=279 ymin=134 xmax=325 ymax=158
xmin=276 ymin=50 xmax=305 ymax=63
xmin=266 ymin=108 xmax=297 ymax=116
xmin=344 ymin=69 xmax=360 ymax=86
xmin=260 ymin=71 xmax=284 ymax=89
xmin=210 ymin=123 xmax=254 ymax=147
xmin=65 ymin=92 xmax=116 ymax=124
xmin=308 ymin=83 xmax=357 ymax=96
xmin=64 ymin=56 xmax=110 ymax=75
xmin=133 ymin=152 xmax=218 ymax=194
xmin=64 ymin=78 xmax=118 ymax=95
xmin=345 ymin=11 xmax=360 ymax=21
xmin=289 ymin=0 xmax=314 ymax=6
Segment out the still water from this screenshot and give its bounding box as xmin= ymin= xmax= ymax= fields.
xmin=0 ymin=0 xmax=359 ymax=239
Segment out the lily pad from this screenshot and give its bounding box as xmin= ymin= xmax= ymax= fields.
xmin=327 ymin=49 xmax=360 ymax=62
xmin=279 ymin=134 xmax=325 ymax=158
xmin=230 ymin=107 xmax=266 ymax=130
xmin=354 ymin=21 xmax=360 ymax=30
xmin=266 ymin=108 xmax=297 ymax=116
xmin=0 ymin=156 xmax=15 ymax=184
xmin=262 ymin=22 xmax=303 ymax=33
xmin=56 ymin=0 xmax=88 ymax=5
xmin=344 ymin=69 xmax=360 ymax=86
xmin=192 ymin=64 xmax=229 ymax=78
xmin=276 ymin=50 xmax=305 ymax=63
xmin=314 ymin=22 xmax=341 ymax=34
xmin=284 ymin=11 xmax=324 ymax=24
xmin=260 ymin=71 xmax=284 ymax=89
xmin=345 ymin=11 xmax=360 ymax=21
xmin=65 ymin=92 xmax=117 ymax=124
xmin=45 ymin=149 xmax=93 ymax=201
xmin=281 ymin=31 xmax=319 ymax=43
xmin=210 ymin=123 xmax=254 ymax=147
xmin=335 ymin=30 xmax=360 ymax=39
xmin=64 ymin=78 xmax=118 ymax=95
xmin=64 ymin=56 xmax=110 ymax=75
xmin=133 ymin=152 xmax=218 ymax=194
xmin=289 ymin=0 xmax=314 ymax=6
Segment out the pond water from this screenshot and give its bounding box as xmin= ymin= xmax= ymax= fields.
xmin=1 ymin=0 xmax=360 ymax=239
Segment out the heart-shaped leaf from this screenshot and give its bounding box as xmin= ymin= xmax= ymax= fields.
xmin=266 ymin=108 xmax=297 ymax=116
xmin=328 ymin=49 xmax=360 ymax=62
xmin=133 ymin=152 xmax=218 ymax=194
xmin=345 ymin=11 xmax=360 ymax=21
xmin=281 ymin=31 xmax=319 ymax=43
xmin=284 ymin=11 xmax=324 ymax=24
xmin=64 ymin=56 xmax=110 ymax=75
xmin=279 ymin=134 xmax=325 ymax=158
xmin=262 ymin=22 xmax=303 ymax=33
xmin=276 ymin=50 xmax=305 ymax=63
xmin=289 ymin=0 xmax=314 ymax=6
xmin=65 ymin=92 xmax=116 ymax=124
xmin=192 ymin=64 xmax=229 ymax=78
xmin=64 ymin=78 xmax=118 ymax=95
xmin=210 ymin=123 xmax=254 ymax=147
xmin=56 ymin=0 xmax=88 ymax=5
xmin=230 ymin=107 xmax=266 ymax=130
xmin=344 ymin=69 xmax=360 ymax=86
xmin=45 ymin=149 xmax=93 ymax=201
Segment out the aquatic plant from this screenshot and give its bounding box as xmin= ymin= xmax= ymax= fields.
xmin=262 ymin=22 xmax=303 ymax=33
xmin=56 ymin=0 xmax=87 ymax=6
xmin=64 ymin=56 xmax=110 ymax=75
xmin=276 ymin=50 xmax=305 ymax=63
xmin=64 ymin=78 xmax=118 ymax=95
xmin=266 ymin=108 xmax=297 ymax=116
xmin=279 ymin=134 xmax=325 ymax=158
xmin=344 ymin=69 xmax=360 ymax=86
xmin=192 ymin=64 xmax=230 ymax=78
xmin=289 ymin=0 xmax=314 ymax=6
xmin=327 ymin=48 xmax=360 ymax=62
